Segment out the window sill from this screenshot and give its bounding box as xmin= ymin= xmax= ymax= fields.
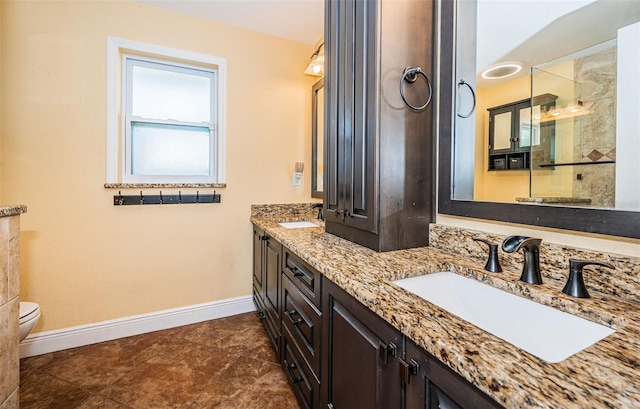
xmin=105 ymin=183 xmax=226 ymax=189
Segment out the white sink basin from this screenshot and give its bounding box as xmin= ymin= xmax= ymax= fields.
xmin=393 ymin=272 xmax=615 ymax=363
xmin=277 ymin=221 xmax=319 ymax=229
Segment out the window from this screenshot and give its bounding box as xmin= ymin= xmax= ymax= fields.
xmin=107 ymin=37 xmax=226 ymax=185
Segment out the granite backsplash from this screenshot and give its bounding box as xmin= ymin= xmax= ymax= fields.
xmin=429 ymin=224 xmax=640 ymax=303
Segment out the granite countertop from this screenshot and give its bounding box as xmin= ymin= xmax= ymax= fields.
xmin=251 ymin=215 xmax=640 ymax=408
xmin=0 ymin=205 xmax=27 ymax=217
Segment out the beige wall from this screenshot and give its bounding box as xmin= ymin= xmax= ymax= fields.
xmin=1 ymin=1 xmax=318 ymax=332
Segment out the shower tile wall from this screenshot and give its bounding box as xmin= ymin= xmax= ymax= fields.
xmin=573 ymin=46 xmax=617 ymax=208
xmin=0 ymin=214 xmax=21 ymax=409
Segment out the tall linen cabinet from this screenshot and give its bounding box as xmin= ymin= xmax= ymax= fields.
xmin=323 ymin=0 xmax=435 ymax=252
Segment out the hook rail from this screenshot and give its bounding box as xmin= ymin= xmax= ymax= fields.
xmin=114 ymin=191 xmax=221 ymax=206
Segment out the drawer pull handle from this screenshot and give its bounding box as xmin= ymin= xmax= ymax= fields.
xmin=285 ymin=309 xmax=298 ymax=317
xmin=287 ymin=260 xmax=306 ymax=277
xmin=284 ymin=359 xmax=303 ymax=384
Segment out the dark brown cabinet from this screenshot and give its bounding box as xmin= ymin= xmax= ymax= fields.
xmin=323 ymin=0 xmax=435 ymax=252
xmin=251 ymin=227 xmax=503 ymax=409
xmin=281 ymin=248 xmax=323 ymax=409
xmin=404 ymin=339 xmax=504 ymax=409
xmin=487 ymin=94 xmax=557 ymax=171
xmin=321 ymin=278 xmax=403 ymax=409
xmin=252 ymin=225 xmax=282 ymax=356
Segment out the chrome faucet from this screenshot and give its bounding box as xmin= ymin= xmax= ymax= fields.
xmin=502 ymin=236 xmax=543 ymax=284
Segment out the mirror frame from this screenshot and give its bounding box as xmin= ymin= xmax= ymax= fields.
xmin=437 ymin=0 xmax=640 ymax=240
xmin=312 ymin=78 xmax=324 ymax=199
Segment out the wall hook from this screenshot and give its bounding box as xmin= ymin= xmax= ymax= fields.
xmin=117 ymin=191 xmax=124 ymax=206
xmin=159 ymin=191 xmax=164 ymax=204
xmin=139 ymin=191 xmax=144 ymax=205
xmin=196 ymin=191 xmax=200 ymax=203
xmin=178 ymin=191 xmax=182 ymax=204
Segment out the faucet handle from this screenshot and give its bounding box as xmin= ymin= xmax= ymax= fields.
xmin=472 ymin=238 xmax=502 ymax=273
xmin=562 ymin=258 xmax=615 ymax=298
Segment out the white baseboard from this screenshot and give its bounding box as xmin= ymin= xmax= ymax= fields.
xmin=20 ymin=295 xmax=255 ymax=358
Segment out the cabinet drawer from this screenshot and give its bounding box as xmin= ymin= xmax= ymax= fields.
xmin=283 ymin=248 xmax=322 ymax=308
xmin=282 ymin=325 xmax=319 ymax=409
xmin=282 ymin=274 xmax=322 ymax=379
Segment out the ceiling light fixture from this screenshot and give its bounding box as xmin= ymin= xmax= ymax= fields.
xmin=304 ymin=43 xmax=324 ymax=77
xmin=481 ymin=62 xmax=522 ymax=80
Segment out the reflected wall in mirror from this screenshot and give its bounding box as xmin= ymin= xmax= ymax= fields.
xmin=312 ymin=78 xmax=324 ymax=199
xmin=452 ymin=0 xmax=640 ymax=211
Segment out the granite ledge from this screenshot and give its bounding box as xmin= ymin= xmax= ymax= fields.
xmin=251 ymin=214 xmax=640 ymax=409
xmin=0 ymin=205 xmax=27 ymax=217
xmin=104 ymin=183 xmax=226 ymax=189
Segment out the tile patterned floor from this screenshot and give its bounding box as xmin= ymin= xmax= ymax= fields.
xmin=20 ymin=312 xmax=300 ymax=409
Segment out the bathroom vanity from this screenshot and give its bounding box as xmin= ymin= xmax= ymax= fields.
xmin=251 ymin=203 xmax=640 ymax=408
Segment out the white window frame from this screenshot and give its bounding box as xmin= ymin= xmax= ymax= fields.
xmin=106 ymin=37 xmax=226 ymax=184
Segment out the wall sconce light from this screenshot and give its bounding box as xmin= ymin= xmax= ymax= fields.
xmin=304 ymin=43 xmax=325 ymax=77
xmin=535 ymin=101 xmax=593 ymax=123
xmin=293 ymin=162 xmax=304 ymax=186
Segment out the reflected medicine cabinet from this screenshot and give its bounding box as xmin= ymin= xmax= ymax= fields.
xmin=487 ymin=94 xmax=557 ymax=171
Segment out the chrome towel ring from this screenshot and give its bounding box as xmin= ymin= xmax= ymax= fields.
xmin=457 ymin=79 xmax=476 ymax=118
xmin=400 ymin=66 xmax=432 ymax=111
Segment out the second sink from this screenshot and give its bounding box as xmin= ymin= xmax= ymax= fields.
xmin=277 ymin=221 xmax=320 ymax=229
xmin=393 ymin=272 xmax=615 ymax=363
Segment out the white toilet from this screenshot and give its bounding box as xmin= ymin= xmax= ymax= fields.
xmin=19 ymin=302 xmax=40 ymax=342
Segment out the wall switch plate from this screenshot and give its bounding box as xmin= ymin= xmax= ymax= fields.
xmin=293 ymin=172 xmax=302 ymax=186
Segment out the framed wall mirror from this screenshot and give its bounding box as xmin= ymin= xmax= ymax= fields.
xmin=438 ymin=0 xmax=640 ymax=239
xmin=312 ymin=78 xmax=324 ymax=199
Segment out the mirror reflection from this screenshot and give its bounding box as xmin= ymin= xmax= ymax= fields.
xmin=312 ymin=78 xmax=324 ymax=199
xmin=453 ymin=0 xmax=640 ymax=211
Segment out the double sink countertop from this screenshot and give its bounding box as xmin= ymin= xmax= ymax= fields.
xmin=250 ymin=215 xmax=640 ymax=408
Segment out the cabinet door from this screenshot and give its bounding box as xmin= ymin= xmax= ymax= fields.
xmin=263 ymin=237 xmax=281 ymax=355
xmin=344 ymin=0 xmax=378 ymax=234
xmin=324 ymin=0 xmax=342 ymax=220
xmin=489 ymin=107 xmax=514 ymax=153
xmin=321 ymin=278 xmax=402 ymax=409
xmin=404 ymin=340 xmax=503 ymax=409
xmin=252 ymin=226 xmax=265 ymax=295
xmin=325 ymin=0 xmax=378 ymax=234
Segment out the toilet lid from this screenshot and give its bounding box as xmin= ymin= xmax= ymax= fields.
xmin=20 ymin=302 xmax=39 ymax=320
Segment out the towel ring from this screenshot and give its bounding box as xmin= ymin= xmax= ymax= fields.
xmin=400 ymin=66 xmax=432 ymax=111
xmin=457 ymin=79 xmax=476 ymax=118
